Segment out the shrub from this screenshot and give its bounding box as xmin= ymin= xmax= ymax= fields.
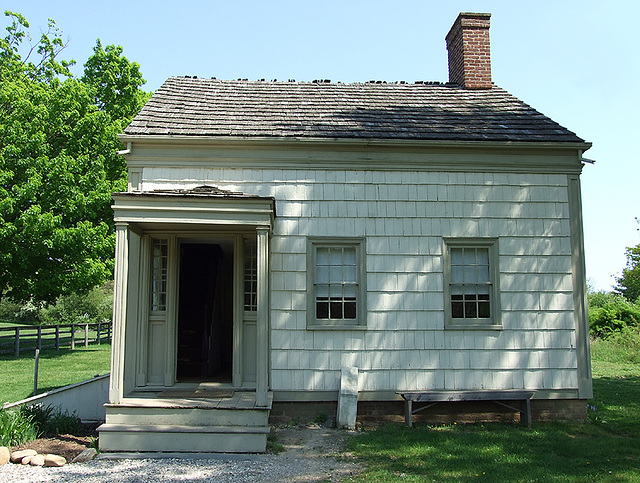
xmin=0 ymin=404 xmax=85 ymax=446
xmin=588 ymin=291 xmax=640 ymax=338
xmin=0 ymin=408 xmax=38 ymax=446
xmin=0 ymin=299 xmax=43 ymax=324
xmin=19 ymin=404 xmax=83 ymax=437
xmin=591 ymin=326 xmax=640 ymax=364
xmin=0 ymin=298 xmax=23 ymax=322
xmin=39 ymin=283 xmax=113 ymax=326
xmin=18 ymin=404 xmax=55 ymax=437
xmin=48 ymin=408 xmax=84 ymax=435
xmin=0 ymin=282 xmax=114 ymax=326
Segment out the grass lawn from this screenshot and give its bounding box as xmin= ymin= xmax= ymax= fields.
xmin=0 ymin=321 xmax=31 ymax=328
xmin=346 ymin=344 xmax=640 ymax=482
xmin=0 ymin=344 xmax=111 ymax=405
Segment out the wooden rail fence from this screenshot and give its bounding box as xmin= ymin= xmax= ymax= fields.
xmin=0 ymin=322 xmax=112 ymax=357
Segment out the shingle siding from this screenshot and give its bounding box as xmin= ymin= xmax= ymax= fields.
xmin=141 ymin=167 xmax=578 ymax=393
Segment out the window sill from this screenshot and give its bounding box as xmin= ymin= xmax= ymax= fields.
xmin=307 ymin=324 xmax=367 ymax=331
xmin=445 ymin=322 xmax=503 ymax=331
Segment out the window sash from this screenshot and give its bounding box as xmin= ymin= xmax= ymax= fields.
xmin=150 ymin=238 xmax=168 ymax=312
xmin=444 ymin=239 xmax=500 ymax=328
xmin=450 ymin=246 xmax=492 ymax=320
xmin=314 ymin=246 xmax=358 ymax=321
xmin=244 ymin=240 xmax=258 ymax=312
xmin=308 ymin=238 xmax=365 ymax=328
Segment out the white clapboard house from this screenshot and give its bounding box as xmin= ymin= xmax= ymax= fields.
xmin=99 ymin=12 xmax=592 ymax=453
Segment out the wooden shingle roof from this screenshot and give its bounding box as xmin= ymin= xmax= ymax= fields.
xmin=124 ymin=77 xmax=586 ymax=144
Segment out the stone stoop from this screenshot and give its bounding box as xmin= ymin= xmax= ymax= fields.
xmin=98 ymin=392 xmax=272 ymax=454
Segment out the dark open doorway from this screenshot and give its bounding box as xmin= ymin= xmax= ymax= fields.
xmin=177 ymin=241 xmax=234 ymax=382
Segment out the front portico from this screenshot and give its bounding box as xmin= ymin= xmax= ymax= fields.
xmin=100 ymin=186 xmax=275 ymax=453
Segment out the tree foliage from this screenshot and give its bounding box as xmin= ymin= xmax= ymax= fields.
xmin=615 ymin=239 xmax=640 ymax=302
xmin=82 ymin=39 xmax=151 ymax=121
xmin=0 ymin=11 xmax=73 ymax=83
xmin=0 ymin=11 xmax=150 ymax=305
xmin=588 ymin=291 xmax=640 ymax=338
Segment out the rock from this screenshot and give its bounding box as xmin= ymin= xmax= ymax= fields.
xmin=21 ymin=455 xmax=33 ymax=465
xmin=0 ymin=446 xmax=9 ymax=465
xmin=71 ymin=448 xmax=98 ymax=463
xmin=10 ymin=449 xmax=37 ymax=463
xmin=43 ymin=454 xmax=66 ymax=467
xmin=30 ymin=454 xmax=45 ymax=466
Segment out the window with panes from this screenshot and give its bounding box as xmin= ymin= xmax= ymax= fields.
xmin=150 ymin=238 xmax=168 ymax=312
xmin=244 ymin=240 xmax=257 ymax=312
xmin=444 ymin=239 xmax=501 ymax=329
xmin=307 ymin=238 xmax=365 ymax=328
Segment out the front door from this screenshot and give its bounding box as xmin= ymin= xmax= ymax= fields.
xmin=177 ymin=242 xmax=233 ymax=382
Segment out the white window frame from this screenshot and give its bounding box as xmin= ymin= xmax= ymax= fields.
xmin=307 ymin=237 xmax=366 ymax=329
xmin=243 ymin=239 xmax=258 ymax=313
xmin=150 ymin=238 xmax=169 ymax=313
xmin=443 ymin=238 xmax=502 ymax=330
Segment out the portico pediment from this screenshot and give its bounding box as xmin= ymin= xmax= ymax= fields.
xmin=112 ymin=186 xmax=275 ymax=230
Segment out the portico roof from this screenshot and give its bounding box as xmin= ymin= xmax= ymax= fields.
xmin=112 ymin=185 xmax=276 ymax=230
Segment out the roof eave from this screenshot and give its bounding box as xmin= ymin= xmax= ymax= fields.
xmin=117 ymin=133 xmax=592 ymax=152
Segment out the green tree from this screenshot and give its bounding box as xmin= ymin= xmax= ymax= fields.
xmin=0 ymin=11 xmax=73 ymax=83
xmin=81 ymin=39 xmax=150 ymax=122
xmin=615 ymin=219 xmax=640 ymax=302
xmin=616 ymin=244 xmax=640 ymax=302
xmin=0 ymin=11 xmax=149 ymax=306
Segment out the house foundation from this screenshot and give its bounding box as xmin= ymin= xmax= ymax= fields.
xmin=269 ymin=399 xmax=587 ymax=427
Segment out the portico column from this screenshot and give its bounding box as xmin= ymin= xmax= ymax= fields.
xmin=256 ymin=227 xmax=270 ymax=407
xmin=109 ymin=222 xmax=129 ymax=404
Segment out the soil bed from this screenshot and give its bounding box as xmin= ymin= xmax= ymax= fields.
xmin=11 ymin=433 xmax=94 ymax=462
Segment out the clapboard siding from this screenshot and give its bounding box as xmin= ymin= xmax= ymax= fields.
xmin=141 ymin=167 xmax=579 ymax=392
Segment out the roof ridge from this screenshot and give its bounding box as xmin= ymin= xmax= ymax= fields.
xmin=169 ymin=76 xmax=454 ymax=87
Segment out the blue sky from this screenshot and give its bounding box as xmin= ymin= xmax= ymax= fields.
xmin=4 ymin=0 xmax=638 ymax=291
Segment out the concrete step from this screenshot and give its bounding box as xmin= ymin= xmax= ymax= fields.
xmin=98 ymin=424 xmax=269 ymax=453
xmin=105 ymin=405 xmax=269 ymax=427
xmin=99 ymin=392 xmax=272 ymax=453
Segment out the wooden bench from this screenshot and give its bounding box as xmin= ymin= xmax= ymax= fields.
xmin=398 ymin=390 xmax=535 ymax=428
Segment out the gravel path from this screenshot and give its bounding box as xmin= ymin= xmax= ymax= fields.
xmin=0 ymin=426 xmax=362 ymax=482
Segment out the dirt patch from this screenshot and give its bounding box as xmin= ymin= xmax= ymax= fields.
xmin=10 ymin=424 xmax=98 ymax=463
xmin=269 ymin=424 xmax=362 ymax=481
xmin=10 ymin=433 xmax=93 ymax=462
xmin=273 ymin=424 xmax=352 ymax=455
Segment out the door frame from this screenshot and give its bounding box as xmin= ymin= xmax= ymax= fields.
xmin=110 ymin=190 xmax=274 ymax=405
xmin=136 ymin=231 xmax=258 ymax=389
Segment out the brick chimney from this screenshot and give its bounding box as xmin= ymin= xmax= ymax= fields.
xmin=445 ymin=12 xmax=492 ymax=89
